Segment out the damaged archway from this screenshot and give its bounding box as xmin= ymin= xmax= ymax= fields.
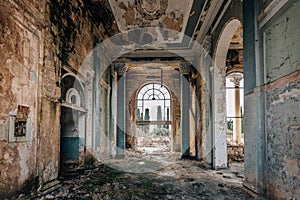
xmin=213 ymin=19 xmax=243 ymax=167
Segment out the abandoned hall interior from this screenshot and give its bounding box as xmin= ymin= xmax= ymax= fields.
xmin=0 ymin=0 xmax=299 ymax=199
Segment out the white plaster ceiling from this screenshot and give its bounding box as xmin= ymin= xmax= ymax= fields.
xmin=108 ymin=0 xmax=194 ymax=43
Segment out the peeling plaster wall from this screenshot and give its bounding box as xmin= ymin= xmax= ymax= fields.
xmin=192 ymin=39 xmax=214 ymax=164
xmin=0 ymin=0 xmax=44 ymax=198
xmin=264 ymin=3 xmax=300 ymax=83
xmin=37 ymin=100 xmax=60 ymax=184
xmin=99 ymin=69 xmax=111 ymax=160
xmin=243 ymin=1 xmax=300 ymax=198
xmin=263 ymin=3 xmax=300 ymax=198
xmin=46 ymin=0 xmax=110 ymax=165
xmin=266 ymin=79 xmax=300 ymax=199
xmin=0 ymin=0 xmax=109 ymax=197
xmin=191 ymin=75 xmax=203 ymax=159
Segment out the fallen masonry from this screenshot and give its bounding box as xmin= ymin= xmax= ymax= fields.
xmin=16 ymin=152 xmax=255 ymax=200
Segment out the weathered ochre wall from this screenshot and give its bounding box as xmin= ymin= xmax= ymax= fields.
xmin=0 ymin=0 xmax=45 ymax=197
xmin=0 ymin=0 xmax=112 ymax=197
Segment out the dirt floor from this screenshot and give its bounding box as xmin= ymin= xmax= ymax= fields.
xmin=15 ymin=150 xmax=255 ymax=200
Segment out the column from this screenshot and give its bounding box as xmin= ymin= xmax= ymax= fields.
xmin=229 ymin=73 xmax=243 ymax=144
xmin=211 ymin=65 xmax=227 ymax=169
xmin=180 ymin=62 xmax=191 ymax=158
xmin=114 ymin=63 xmax=127 ymax=158
xmin=93 ymin=53 xmax=101 ymax=159
xmin=110 ymin=65 xmax=116 ymax=158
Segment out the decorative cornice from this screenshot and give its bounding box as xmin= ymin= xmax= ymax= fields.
xmin=228 ymin=73 xmax=243 ymax=87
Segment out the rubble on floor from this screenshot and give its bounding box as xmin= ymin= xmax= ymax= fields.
xmin=227 ymin=145 xmax=244 ymax=163
xmin=16 ymin=152 xmax=254 ymax=200
xmin=137 ymin=136 xmax=171 ymax=154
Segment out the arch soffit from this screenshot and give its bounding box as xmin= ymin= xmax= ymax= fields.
xmin=214 ymin=19 xmax=242 ymax=71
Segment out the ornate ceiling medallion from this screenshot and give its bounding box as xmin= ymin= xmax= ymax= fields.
xmin=141 ymin=0 xmax=160 ymax=15
xmin=136 ymin=0 xmax=168 ymax=20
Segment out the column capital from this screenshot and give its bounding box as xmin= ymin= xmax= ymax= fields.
xmin=228 ymin=73 xmax=243 ymax=87
xmin=112 ymin=63 xmax=128 ymax=76
xmin=179 ymin=62 xmax=192 ymax=75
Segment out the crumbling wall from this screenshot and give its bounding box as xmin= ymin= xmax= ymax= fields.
xmin=0 ymin=0 xmax=113 ymax=197
xmin=46 ymin=0 xmax=115 ymax=166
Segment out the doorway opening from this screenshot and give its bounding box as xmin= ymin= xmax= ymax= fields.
xmin=224 ymin=23 xmax=244 ymax=163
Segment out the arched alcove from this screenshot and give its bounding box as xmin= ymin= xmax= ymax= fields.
xmin=60 ymin=74 xmax=87 ymax=171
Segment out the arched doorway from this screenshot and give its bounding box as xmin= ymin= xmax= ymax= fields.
xmin=135 ymin=83 xmax=172 ymax=154
xmin=213 ymin=19 xmax=243 ymax=168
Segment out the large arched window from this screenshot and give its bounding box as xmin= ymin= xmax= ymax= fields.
xmin=137 ymin=83 xmax=171 ymax=122
xmin=136 ymin=83 xmax=172 ymax=151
